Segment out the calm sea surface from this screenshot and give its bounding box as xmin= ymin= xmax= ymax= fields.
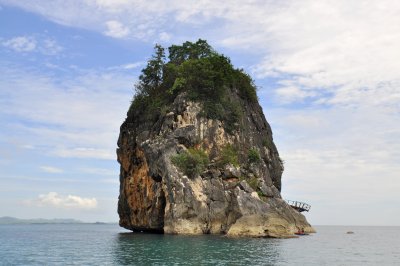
xmin=0 ymin=224 xmax=399 ymax=265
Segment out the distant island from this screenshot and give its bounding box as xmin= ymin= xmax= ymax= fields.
xmin=0 ymin=216 xmax=83 ymax=224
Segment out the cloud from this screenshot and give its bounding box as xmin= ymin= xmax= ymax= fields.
xmin=269 ymin=105 xmax=400 ymax=225
xmin=121 ymin=62 xmax=142 ymax=69
xmin=108 ymin=61 xmax=144 ymax=70
xmin=2 ymin=36 xmax=36 ymax=52
xmin=41 ymin=38 xmax=63 ymax=55
xmin=28 ymin=192 xmax=98 ymax=209
xmin=0 ymin=0 xmax=205 ymax=40
xmin=104 ymin=20 xmax=130 ymax=38
xmin=81 ymin=167 xmax=116 ymax=176
xmin=159 ymin=32 xmax=171 ymax=42
xmin=40 ymin=166 xmax=64 ymax=173
xmin=0 ymin=63 xmax=133 ymax=160
xmin=243 ymin=1 xmax=400 ymax=108
xmin=21 ymin=144 xmax=35 ymax=149
xmin=53 ymin=147 xmax=114 ymax=160
xmin=2 ymin=35 xmax=63 ymax=55
xmin=3 ymin=1 xmax=399 ymax=109
xmin=275 ymin=86 xmax=316 ymax=103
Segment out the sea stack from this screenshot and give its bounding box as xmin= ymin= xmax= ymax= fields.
xmin=117 ymin=40 xmax=314 ymax=237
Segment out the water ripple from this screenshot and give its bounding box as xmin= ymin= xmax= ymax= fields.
xmin=0 ymin=224 xmax=399 ymax=265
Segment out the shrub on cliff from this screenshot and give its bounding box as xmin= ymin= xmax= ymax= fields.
xmin=171 ymin=148 xmax=209 ymax=178
xmin=219 ymin=144 xmax=239 ymax=167
xmin=127 ymin=39 xmax=258 ymax=132
xmin=248 ymin=148 xmax=261 ymax=164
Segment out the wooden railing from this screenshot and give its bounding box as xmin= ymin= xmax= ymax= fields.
xmin=286 ymin=200 xmax=311 ymax=212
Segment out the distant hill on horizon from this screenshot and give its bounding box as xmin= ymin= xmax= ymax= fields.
xmin=0 ymin=216 xmax=84 ymax=224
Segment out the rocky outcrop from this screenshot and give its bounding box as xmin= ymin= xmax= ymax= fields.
xmin=117 ymin=90 xmax=314 ymax=237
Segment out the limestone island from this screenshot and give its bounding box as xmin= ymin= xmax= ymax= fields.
xmin=117 ymin=40 xmax=315 ymax=238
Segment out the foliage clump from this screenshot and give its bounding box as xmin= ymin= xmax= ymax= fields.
xmin=248 ymin=148 xmax=261 ymax=164
xmin=219 ymin=144 xmax=239 ymax=167
xmin=171 ymin=148 xmax=209 ymax=178
xmin=128 ymin=39 xmax=258 ymax=132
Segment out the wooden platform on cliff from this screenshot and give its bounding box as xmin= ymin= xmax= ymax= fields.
xmin=286 ymin=200 xmax=311 ymax=212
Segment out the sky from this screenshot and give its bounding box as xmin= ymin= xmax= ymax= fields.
xmin=0 ymin=0 xmax=399 ymax=225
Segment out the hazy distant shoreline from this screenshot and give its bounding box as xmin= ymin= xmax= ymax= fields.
xmin=0 ymin=216 xmax=116 ymax=225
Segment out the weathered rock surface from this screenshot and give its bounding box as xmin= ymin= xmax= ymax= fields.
xmin=117 ymin=90 xmax=314 ymax=237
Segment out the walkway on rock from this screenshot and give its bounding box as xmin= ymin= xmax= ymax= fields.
xmin=286 ymin=200 xmax=311 ymax=212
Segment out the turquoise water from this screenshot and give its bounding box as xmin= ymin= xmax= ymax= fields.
xmin=0 ymin=224 xmax=399 ymax=265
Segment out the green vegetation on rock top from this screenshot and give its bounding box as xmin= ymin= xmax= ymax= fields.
xmin=128 ymin=39 xmax=258 ymax=133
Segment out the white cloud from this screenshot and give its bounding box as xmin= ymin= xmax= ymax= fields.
xmin=0 ymin=64 xmax=132 ymax=160
xmin=104 ymin=20 xmax=130 ymax=38
xmin=275 ymin=86 xmax=316 ymax=103
xmin=3 ymin=1 xmax=399 ymax=108
xmin=2 ymin=36 xmax=36 ymax=52
xmin=40 ymin=166 xmax=64 ymax=173
xmin=244 ymin=1 xmax=400 ymax=108
xmin=2 ymin=35 xmax=63 ymax=55
xmin=107 ymin=61 xmax=143 ymax=70
xmin=0 ymin=0 xmax=209 ymax=40
xmin=21 ymin=144 xmax=35 ymax=149
xmin=122 ymin=62 xmax=142 ymax=69
xmin=41 ymin=38 xmax=63 ymax=55
xmin=269 ymin=105 xmax=400 ymax=225
xmin=92 ymin=0 xmax=132 ymax=13
xmin=54 ymin=147 xmax=114 ymax=160
xmin=81 ymin=167 xmax=116 ymax=176
xmin=28 ymin=192 xmax=97 ymax=209
xmin=159 ymin=32 xmax=171 ymax=42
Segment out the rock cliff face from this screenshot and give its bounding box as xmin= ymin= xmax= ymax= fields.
xmin=117 ymin=88 xmax=314 ymax=237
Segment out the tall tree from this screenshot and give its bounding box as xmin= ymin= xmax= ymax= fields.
xmin=137 ymin=44 xmax=165 ymax=96
xmin=168 ymin=39 xmax=214 ymax=64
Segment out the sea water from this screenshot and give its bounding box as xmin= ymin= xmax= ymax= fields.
xmin=0 ymin=224 xmax=399 ymax=265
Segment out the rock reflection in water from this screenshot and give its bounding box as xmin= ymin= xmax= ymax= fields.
xmin=112 ymin=232 xmax=282 ymax=265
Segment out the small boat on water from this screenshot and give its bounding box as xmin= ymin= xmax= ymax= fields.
xmin=295 ymin=232 xmax=310 ymax=236
xmin=295 ymin=228 xmax=309 ymax=236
